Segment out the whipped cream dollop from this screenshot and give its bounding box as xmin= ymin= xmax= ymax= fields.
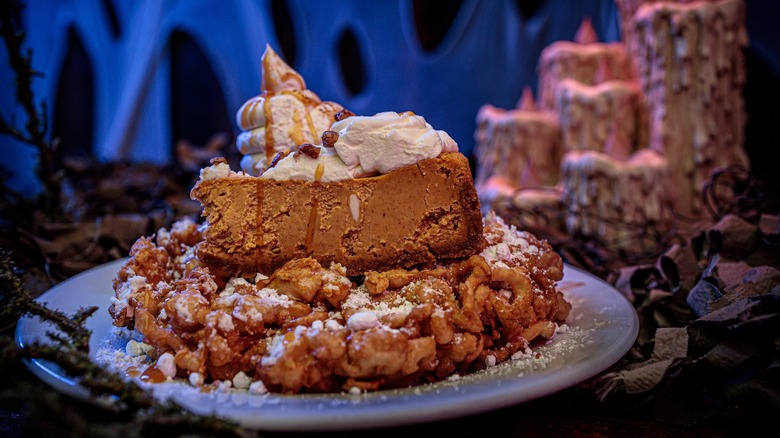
xmin=260 ymin=146 xmax=368 ymax=182
xmin=235 ymin=44 xmax=344 ymax=175
xmin=331 ymin=111 xmax=458 ymax=174
xmin=259 ymin=111 xmax=459 ymax=182
xmin=198 ymin=158 xmax=249 ymax=181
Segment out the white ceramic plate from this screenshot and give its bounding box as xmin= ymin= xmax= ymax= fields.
xmin=15 ymin=259 xmax=638 ymax=432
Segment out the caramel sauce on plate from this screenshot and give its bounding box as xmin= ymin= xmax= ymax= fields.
xmin=140 ymin=366 xmax=166 ymax=384
xmin=125 ymin=366 xmax=140 ymax=378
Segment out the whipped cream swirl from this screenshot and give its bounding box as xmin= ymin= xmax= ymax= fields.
xmin=235 ymin=45 xmax=343 ymax=175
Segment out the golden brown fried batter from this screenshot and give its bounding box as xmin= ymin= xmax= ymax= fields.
xmin=109 ymin=213 xmax=570 ymax=393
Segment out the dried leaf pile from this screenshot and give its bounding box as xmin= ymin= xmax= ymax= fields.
xmin=597 ymin=212 xmax=780 ymax=427
xmin=5 ymin=157 xmax=204 ymax=291
xmin=491 ymin=165 xmax=780 ymax=429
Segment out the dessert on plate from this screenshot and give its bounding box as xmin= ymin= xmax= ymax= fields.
xmin=107 ymin=45 xmax=571 ymax=394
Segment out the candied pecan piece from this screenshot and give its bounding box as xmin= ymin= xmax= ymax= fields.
xmin=268 ymin=150 xmax=289 ymax=168
xmin=334 ymin=109 xmax=355 ymax=121
xmin=294 ymin=143 xmax=320 ymax=159
xmin=321 ymin=130 xmax=339 ymax=147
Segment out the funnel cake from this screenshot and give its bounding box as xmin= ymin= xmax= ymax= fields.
xmin=108 ymin=213 xmax=570 ymax=394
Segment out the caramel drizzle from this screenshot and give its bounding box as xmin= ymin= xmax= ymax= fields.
xmin=239 ymin=96 xmax=262 ymax=129
xmin=290 ymin=110 xmax=305 ymax=145
xmin=255 ymin=180 xmax=264 ymax=250
xmin=314 ymin=163 xmax=324 ymax=182
xmin=279 ymin=90 xmax=320 ymax=143
xmin=263 ymin=93 xmax=274 ymax=161
xmin=303 ymin=110 xmax=318 ymax=141
xmin=258 ymin=64 xmax=319 ymax=161
xmin=261 ymin=61 xmax=276 ymax=161
xmin=304 ymin=197 xmax=318 ymax=255
xmin=265 ymin=70 xmax=305 ymax=91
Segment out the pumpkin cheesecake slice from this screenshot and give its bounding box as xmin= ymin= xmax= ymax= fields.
xmin=191 ymin=150 xmax=484 ymax=278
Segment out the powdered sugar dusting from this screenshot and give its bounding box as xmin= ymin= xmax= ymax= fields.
xmin=98 ymin=213 xmax=610 ymax=402
xmin=94 ymin=327 xmax=151 ymax=374
xmin=341 ymin=285 xmax=417 ymax=322
xmin=93 ymin=312 xmax=596 ymax=400
xmin=480 ymin=212 xmax=542 ymax=269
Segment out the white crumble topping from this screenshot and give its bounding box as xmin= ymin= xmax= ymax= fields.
xmin=125 ymin=339 xmax=152 ymax=357
xmin=261 ymin=331 xmax=292 ymax=367
xmin=169 ymin=216 xmax=196 ymax=235
xmin=342 ymin=284 xmax=417 ymax=320
xmin=221 ymin=277 xmax=252 ymax=296
xmin=155 ymin=227 xmax=172 ymax=246
xmin=510 ymin=348 xmax=531 ymax=360
xmin=232 ymin=371 xmax=252 ymax=389
xmin=257 ymin=287 xmax=293 ymax=307
xmin=110 ymin=274 xmax=148 ymax=314
xmin=189 ymin=372 xmax=204 ymax=387
xmin=216 ymin=312 xmax=234 ymax=332
xmin=216 ymin=380 xmax=232 ymax=392
xmin=173 ymin=294 xmax=207 ymax=325
xmin=232 ymin=296 xmax=262 ymax=323
xmin=494 ymin=243 xmax=511 ymax=260
xmin=199 ymin=161 xmax=248 ymax=181
xmin=172 ymin=245 xmax=197 ymax=273
xmin=249 ymin=380 xmax=268 ymax=395
xmin=156 ymin=352 xmax=177 ymax=379
xmin=213 ymin=293 xmax=239 ymax=309
xmin=480 ymin=214 xmax=542 ymax=269
xmin=293 ymin=325 xmax=307 ymax=337
xmin=341 ymin=286 xmax=372 ymax=309
xmin=347 ymin=311 xmax=379 ymax=331
xmin=325 ymin=319 xmax=343 ymax=331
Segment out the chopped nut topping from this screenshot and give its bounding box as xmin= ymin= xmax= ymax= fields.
xmin=334 ymin=109 xmax=355 ymax=121
xmin=321 ymin=130 xmax=339 ymax=147
xmin=294 ymin=144 xmax=321 ymax=159
xmin=210 ymin=157 xmax=228 ymax=165
xmin=268 ymin=150 xmax=289 ymax=169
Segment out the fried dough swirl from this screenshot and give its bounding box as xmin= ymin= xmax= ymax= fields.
xmin=109 ymin=213 xmax=570 ymax=393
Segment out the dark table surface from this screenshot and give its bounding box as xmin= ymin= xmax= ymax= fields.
xmin=0 ymin=364 xmax=756 ymax=438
